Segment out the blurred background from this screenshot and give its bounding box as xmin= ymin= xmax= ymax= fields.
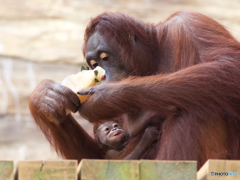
xmin=0 ymin=0 xmax=240 ymax=164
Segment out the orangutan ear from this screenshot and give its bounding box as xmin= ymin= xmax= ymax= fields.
xmin=128 ymin=32 xmax=135 ymax=41
xmin=125 ymin=28 xmax=136 ymax=42
xmin=127 ymin=31 xmax=136 ymax=43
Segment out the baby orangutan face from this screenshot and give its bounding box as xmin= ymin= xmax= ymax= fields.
xmin=96 ymin=121 xmax=127 ymax=150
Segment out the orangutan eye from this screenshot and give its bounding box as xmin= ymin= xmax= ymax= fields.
xmin=113 ymin=124 xmax=118 ymax=128
xmin=105 ymin=127 xmax=109 ymax=131
xmin=90 ymin=60 xmax=98 ymax=68
xmin=100 ymin=52 xmax=109 ymax=61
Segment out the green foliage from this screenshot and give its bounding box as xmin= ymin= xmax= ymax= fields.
xmin=95 ymin=78 xmax=99 ymax=83
xmin=94 ymin=70 xmax=98 ymax=76
xmin=81 ymin=66 xmax=88 ymax=71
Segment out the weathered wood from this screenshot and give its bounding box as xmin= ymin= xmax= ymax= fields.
xmin=0 ymin=161 xmax=14 ymax=180
xmin=140 ymin=160 xmax=197 ymax=180
xmin=18 ymin=160 xmax=77 ymax=180
xmin=197 ymin=160 xmax=240 ymax=180
xmin=77 ymin=159 xmax=139 ymax=180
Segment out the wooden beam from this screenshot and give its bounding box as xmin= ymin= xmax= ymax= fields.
xmin=140 ymin=160 xmax=197 ymax=180
xmin=77 ymin=159 xmax=139 ymax=180
xmin=0 ymin=161 xmax=14 ymax=180
xmin=17 ymin=160 xmax=77 ymax=180
xmin=197 ymin=160 xmax=240 ymax=180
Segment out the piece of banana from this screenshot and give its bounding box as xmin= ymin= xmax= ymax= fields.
xmin=61 ymin=66 xmax=105 ymax=115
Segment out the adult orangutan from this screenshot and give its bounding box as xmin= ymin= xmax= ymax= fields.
xmin=29 ymin=11 xmax=240 ymax=169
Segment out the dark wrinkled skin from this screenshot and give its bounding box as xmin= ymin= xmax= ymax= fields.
xmin=86 ymin=32 xmax=128 ymax=82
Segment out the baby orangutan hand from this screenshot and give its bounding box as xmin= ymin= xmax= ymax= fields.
xmin=142 ymin=127 xmax=159 ymax=144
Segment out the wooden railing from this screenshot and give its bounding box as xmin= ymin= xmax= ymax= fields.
xmin=0 ymin=159 xmax=239 ymax=180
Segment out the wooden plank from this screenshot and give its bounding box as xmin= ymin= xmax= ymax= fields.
xmin=18 ymin=160 xmax=77 ymax=180
xmin=0 ymin=161 xmax=14 ymax=180
xmin=77 ymin=159 xmax=139 ymax=180
xmin=197 ymin=160 xmax=240 ymax=180
xmin=140 ymin=160 xmax=197 ymax=180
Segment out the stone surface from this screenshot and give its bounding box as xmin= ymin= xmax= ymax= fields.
xmin=0 ymin=0 xmax=239 ymax=64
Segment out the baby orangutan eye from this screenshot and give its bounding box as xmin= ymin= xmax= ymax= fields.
xmin=105 ymin=127 xmax=109 ymax=131
xmin=113 ymin=124 xmax=119 ymax=128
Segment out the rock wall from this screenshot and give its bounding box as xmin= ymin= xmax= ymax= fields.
xmin=0 ymin=0 xmax=239 ymax=65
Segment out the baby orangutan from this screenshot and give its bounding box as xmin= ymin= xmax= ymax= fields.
xmin=94 ymin=120 xmax=159 ymax=159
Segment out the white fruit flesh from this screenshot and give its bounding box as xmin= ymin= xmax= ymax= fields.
xmin=61 ymin=66 xmax=105 ymax=114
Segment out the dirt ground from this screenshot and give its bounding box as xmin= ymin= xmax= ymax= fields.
xmin=0 ymin=0 xmax=240 ymax=165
